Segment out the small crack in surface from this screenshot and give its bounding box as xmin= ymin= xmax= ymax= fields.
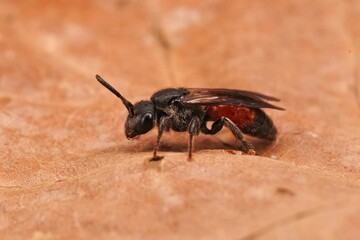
xmin=146 ymin=0 xmax=177 ymax=85
xmin=353 ymin=64 xmax=360 ymax=115
xmin=151 ymin=24 xmax=177 ymax=85
xmin=340 ymin=1 xmax=360 ymax=116
xmin=238 ymin=201 xmax=347 ymax=240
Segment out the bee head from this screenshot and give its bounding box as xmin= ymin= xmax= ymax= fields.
xmin=95 ymin=75 xmax=155 ymax=139
xmin=125 ymin=100 xmax=155 ymax=139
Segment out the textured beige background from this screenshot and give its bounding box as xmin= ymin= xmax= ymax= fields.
xmin=1 ymin=0 xmax=360 ymax=239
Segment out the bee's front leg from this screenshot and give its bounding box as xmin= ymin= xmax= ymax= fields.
xmin=152 ymin=117 xmax=168 ymax=161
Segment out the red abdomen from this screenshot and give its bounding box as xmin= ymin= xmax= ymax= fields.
xmin=206 ymin=105 xmax=255 ymax=127
xmin=206 ymin=105 xmax=277 ymax=141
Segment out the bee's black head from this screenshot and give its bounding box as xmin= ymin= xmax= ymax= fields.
xmin=95 ymin=75 xmax=155 ymax=139
xmin=125 ymin=100 xmax=155 ymax=139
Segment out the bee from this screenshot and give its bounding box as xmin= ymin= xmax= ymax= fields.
xmin=95 ymin=75 xmax=284 ymax=160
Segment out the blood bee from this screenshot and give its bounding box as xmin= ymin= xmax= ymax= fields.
xmin=95 ymin=75 xmax=284 ymax=160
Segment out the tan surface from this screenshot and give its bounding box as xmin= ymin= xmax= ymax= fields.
xmin=1 ymin=0 xmax=360 ymax=239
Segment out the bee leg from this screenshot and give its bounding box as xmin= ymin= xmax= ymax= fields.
xmin=201 ymin=119 xmax=223 ymax=135
xmin=152 ymin=117 xmax=168 ymax=161
xmin=224 ymin=118 xmax=256 ymax=155
xmin=152 ymin=131 xmax=164 ymax=161
xmin=188 ymin=117 xmax=201 ymax=160
xmin=201 ymin=117 xmax=256 ymax=155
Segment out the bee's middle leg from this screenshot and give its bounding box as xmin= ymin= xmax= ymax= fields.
xmin=188 ymin=117 xmax=201 ymax=160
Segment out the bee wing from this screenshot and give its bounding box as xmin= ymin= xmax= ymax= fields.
xmin=181 ymin=88 xmax=285 ymax=110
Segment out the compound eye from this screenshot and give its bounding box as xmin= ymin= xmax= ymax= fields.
xmin=139 ymin=113 xmax=154 ymax=133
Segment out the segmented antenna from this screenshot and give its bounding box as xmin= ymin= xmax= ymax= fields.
xmin=95 ymin=74 xmax=134 ymax=115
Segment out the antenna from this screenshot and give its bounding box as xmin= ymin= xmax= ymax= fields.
xmin=95 ymin=75 xmax=134 ymax=115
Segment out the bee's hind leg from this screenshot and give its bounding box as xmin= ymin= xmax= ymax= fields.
xmin=201 ymin=117 xmax=256 ymax=155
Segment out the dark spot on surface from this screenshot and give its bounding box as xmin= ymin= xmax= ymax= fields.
xmin=276 ymin=187 xmax=295 ymax=196
xmin=144 ymin=158 xmax=163 ymax=172
xmin=116 ymin=0 xmax=132 ymax=8
xmin=0 ymin=97 xmax=11 ymax=108
xmin=5 ymin=15 xmax=16 ymax=24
